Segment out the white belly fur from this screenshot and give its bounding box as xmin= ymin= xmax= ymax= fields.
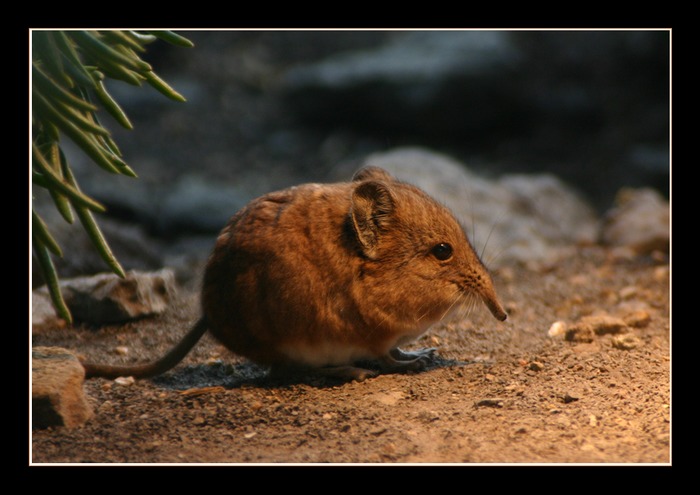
xmin=280 ymin=341 xmax=376 ymax=367
xmin=279 ymin=323 xmax=434 ymax=367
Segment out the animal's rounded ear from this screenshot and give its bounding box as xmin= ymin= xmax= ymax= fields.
xmin=350 ymin=180 xmax=395 ymax=258
xmin=352 ymin=166 xmax=394 ymax=183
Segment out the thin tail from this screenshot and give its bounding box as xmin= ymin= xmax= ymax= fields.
xmin=82 ymin=317 xmax=209 ymax=379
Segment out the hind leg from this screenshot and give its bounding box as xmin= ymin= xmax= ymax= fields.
xmin=317 ymin=350 xmax=437 ymax=379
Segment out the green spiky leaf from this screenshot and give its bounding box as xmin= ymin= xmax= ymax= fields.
xmin=31 ymin=29 xmax=193 ymax=322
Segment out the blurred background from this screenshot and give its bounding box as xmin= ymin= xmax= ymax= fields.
xmin=33 ymin=30 xmax=670 ymax=287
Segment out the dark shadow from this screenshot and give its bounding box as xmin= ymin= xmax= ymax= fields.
xmin=152 ymin=354 xmax=466 ymax=390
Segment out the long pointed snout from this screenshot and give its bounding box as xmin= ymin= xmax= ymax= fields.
xmin=479 ymin=281 xmax=508 ymax=321
xmin=482 ymin=293 xmax=508 ymax=321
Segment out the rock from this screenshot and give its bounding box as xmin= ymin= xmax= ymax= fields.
xmin=475 ymin=398 xmax=505 ymax=408
xmin=600 ymin=187 xmax=669 ymax=255
xmin=158 ymin=174 xmax=252 ymax=234
xmin=362 ymin=147 xmax=598 ymax=265
xmin=115 ymin=346 xmax=129 ymax=356
xmin=114 ymin=376 xmax=136 ymax=386
xmin=529 ymin=361 xmax=545 ymax=372
xmin=623 ymin=310 xmax=652 ymax=328
xmin=34 ymin=269 xmax=177 ymax=325
xmin=282 ymin=31 xmax=523 ymax=140
xmin=31 ymin=190 xmax=165 ymax=287
xmin=566 ymin=315 xmax=630 ymax=342
xmin=584 ymin=315 xmax=629 ymax=335
xmin=548 ymin=321 xmax=567 ymax=338
xmin=32 ymin=347 xmax=93 ymax=429
xmin=499 ymin=173 xmax=599 ymax=256
xmin=565 ymin=325 xmax=595 ymax=343
xmin=39 ymin=141 xmax=257 ymax=248
xmin=31 ymin=291 xmax=66 ymax=330
xmin=611 ymin=334 xmax=642 ymax=350
xmin=65 ymin=171 xmax=254 ymax=237
xmin=281 ymin=32 xmax=668 ymax=209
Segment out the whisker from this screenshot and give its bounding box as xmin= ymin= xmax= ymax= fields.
xmin=469 ymin=191 xmax=477 ymax=252
xmin=415 ymin=295 xmax=437 ymax=323
xmin=483 ymin=242 xmax=509 ymax=271
xmin=438 ymin=287 xmax=465 ymax=322
xmin=479 ymin=215 xmax=498 ymax=262
xmin=479 ymin=208 xmax=507 ymax=267
xmin=415 ymin=308 xmax=430 ymax=323
xmin=462 ymin=292 xmax=478 ymax=320
xmin=455 ymin=294 xmax=470 ymax=322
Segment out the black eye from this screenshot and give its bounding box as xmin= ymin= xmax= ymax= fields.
xmin=431 ymin=243 xmax=453 ymax=261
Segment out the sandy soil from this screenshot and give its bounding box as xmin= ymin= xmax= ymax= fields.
xmin=30 ymin=246 xmax=670 ymax=465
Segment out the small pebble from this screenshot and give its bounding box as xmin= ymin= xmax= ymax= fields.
xmin=587 ymin=315 xmax=629 ymax=335
xmin=475 ymin=398 xmax=505 ymax=408
xmin=548 ymin=321 xmax=567 ymax=338
xmin=566 ymin=315 xmax=629 ymax=342
xmin=612 ymin=334 xmax=642 ymax=350
xmin=114 ymin=376 xmax=135 ymax=386
xmin=529 ymin=361 xmax=544 ymax=372
xmin=244 ymin=431 xmax=257 ymax=439
xmin=565 ymin=326 xmax=594 ymax=343
xmin=623 ymin=310 xmax=651 ymax=328
xmin=97 ymin=400 xmax=114 ymax=414
xmin=114 ymin=346 xmax=129 ymax=356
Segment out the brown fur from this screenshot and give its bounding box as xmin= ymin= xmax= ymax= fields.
xmin=82 ymin=166 xmax=506 ymax=380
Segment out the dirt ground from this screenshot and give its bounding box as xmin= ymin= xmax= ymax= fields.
xmin=30 ymin=245 xmax=670 ymax=465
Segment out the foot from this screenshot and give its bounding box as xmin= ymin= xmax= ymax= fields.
xmin=390 ymin=347 xmax=437 ymax=362
xmin=380 ymin=347 xmax=438 ymax=372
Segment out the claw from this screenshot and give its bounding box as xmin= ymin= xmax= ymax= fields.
xmin=389 ymin=347 xmax=437 ymax=362
xmin=381 ymin=347 xmax=437 ymax=373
